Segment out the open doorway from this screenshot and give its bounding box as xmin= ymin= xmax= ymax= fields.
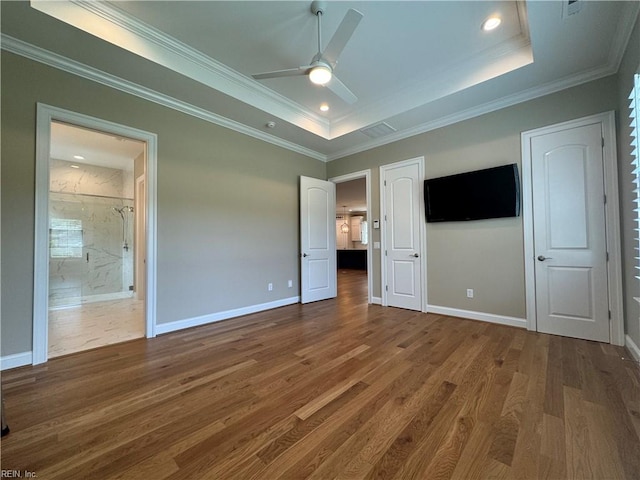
xmin=331 ymin=171 xmax=372 ymax=304
xmin=47 ymin=122 xmax=146 ymax=358
xmin=33 ymin=104 xmax=158 ymax=365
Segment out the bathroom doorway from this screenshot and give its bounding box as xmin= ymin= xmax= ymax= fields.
xmin=47 ymin=122 xmax=146 ymax=357
xmin=32 ymin=104 xmax=158 ymax=364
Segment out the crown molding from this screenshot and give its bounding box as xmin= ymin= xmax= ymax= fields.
xmin=2 ymin=34 xmax=327 ymax=162
xmin=29 ymin=0 xmax=535 ymax=142
xmin=31 ymin=0 xmax=331 ymax=138
xmin=2 ymin=31 xmax=624 ymax=165
xmin=327 ymin=61 xmax=618 ymax=161
xmin=609 ymin=1 xmax=640 ymax=74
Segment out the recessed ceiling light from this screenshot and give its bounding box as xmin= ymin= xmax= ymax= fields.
xmin=482 ymin=16 xmax=502 ymax=31
xmin=73 ymin=155 xmax=85 ymax=160
xmin=70 ymin=164 xmax=80 ymax=169
xmin=320 ymin=103 xmax=329 ymax=112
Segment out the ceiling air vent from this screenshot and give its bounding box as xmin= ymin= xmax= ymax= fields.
xmin=563 ymin=0 xmax=583 ymax=19
xmin=360 ymin=122 xmax=397 ymax=139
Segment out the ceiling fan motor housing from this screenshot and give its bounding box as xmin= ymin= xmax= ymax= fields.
xmin=311 ymin=1 xmax=327 ymax=16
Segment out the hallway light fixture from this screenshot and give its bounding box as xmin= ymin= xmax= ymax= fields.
xmin=340 ymin=206 xmax=349 ymax=233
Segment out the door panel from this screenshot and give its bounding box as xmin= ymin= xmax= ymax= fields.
xmin=300 ymin=176 xmax=336 ymax=303
xmin=383 ymin=161 xmax=422 ymax=311
xmin=391 ymin=178 xmax=415 ymax=249
xmin=532 ymin=123 xmax=609 ymax=342
xmin=545 ymin=146 xmax=589 ymax=248
xmin=391 ymin=260 xmax=416 ymax=297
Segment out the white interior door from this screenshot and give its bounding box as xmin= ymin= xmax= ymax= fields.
xmin=531 ymin=122 xmax=609 ymax=342
xmin=300 ymin=176 xmax=337 ymax=303
xmin=382 ymin=160 xmax=423 ymax=311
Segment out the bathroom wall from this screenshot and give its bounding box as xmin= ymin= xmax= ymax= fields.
xmin=49 ymin=159 xmax=134 ymax=306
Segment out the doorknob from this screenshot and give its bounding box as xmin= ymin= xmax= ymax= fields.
xmin=537 ymin=255 xmax=552 ymax=261
xmin=411 ymin=253 xmax=419 ymax=258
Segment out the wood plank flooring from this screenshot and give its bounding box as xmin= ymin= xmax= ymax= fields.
xmin=2 ymin=269 xmax=639 ymax=479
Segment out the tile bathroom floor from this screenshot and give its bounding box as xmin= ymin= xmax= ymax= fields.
xmin=48 ymin=297 xmax=145 ymax=358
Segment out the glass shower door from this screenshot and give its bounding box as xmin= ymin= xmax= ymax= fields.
xmin=49 ymin=192 xmax=134 ymax=308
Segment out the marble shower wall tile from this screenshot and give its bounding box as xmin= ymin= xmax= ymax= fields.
xmin=50 ymin=159 xmax=127 ymax=198
xmin=49 ymin=159 xmax=134 ymax=306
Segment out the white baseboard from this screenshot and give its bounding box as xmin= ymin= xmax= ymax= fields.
xmin=371 ymin=296 xmax=382 ymax=305
xmin=155 ymin=296 xmax=301 ymax=335
xmin=1 ymin=351 xmax=33 ymax=371
xmin=625 ymin=334 xmax=640 ymax=362
xmin=426 ymin=305 xmax=527 ymax=329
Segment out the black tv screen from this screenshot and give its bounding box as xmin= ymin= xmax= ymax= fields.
xmin=424 ymin=163 xmax=520 ymax=222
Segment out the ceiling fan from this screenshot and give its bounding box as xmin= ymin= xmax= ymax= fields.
xmin=252 ymin=1 xmax=363 ymax=105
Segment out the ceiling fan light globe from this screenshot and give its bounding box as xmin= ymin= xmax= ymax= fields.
xmin=309 ymin=65 xmax=332 ymax=85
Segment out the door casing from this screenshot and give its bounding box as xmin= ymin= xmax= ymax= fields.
xmin=521 ymin=111 xmax=624 ymax=345
xmin=33 ymin=104 xmax=159 ymax=364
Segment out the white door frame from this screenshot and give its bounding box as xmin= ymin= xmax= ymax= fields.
xmin=329 ymin=169 xmax=373 ymax=305
xmin=521 ymin=111 xmax=624 ymax=345
xmin=33 ymin=104 xmax=158 ymax=364
xmin=380 ymin=157 xmax=427 ymax=312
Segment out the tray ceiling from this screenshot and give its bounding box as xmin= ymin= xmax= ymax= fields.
xmin=2 ymin=1 xmax=638 ymax=161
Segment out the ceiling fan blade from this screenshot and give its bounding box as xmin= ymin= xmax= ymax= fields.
xmin=252 ymin=66 xmax=313 ymax=80
xmin=322 ymin=8 xmax=363 ymax=65
xmin=326 ymin=75 xmax=357 ymax=104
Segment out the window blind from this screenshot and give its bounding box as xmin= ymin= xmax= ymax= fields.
xmin=631 ymin=74 xmax=639 ymax=280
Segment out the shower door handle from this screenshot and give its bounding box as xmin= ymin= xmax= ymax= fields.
xmin=86 ymin=252 xmax=89 ymax=263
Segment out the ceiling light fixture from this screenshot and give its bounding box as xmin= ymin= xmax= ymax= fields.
xmin=73 ymin=155 xmax=85 ymax=160
xmin=340 ymin=206 xmax=350 ymax=234
xmin=482 ymin=16 xmax=502 ymax=31
xmin=70 ymin=164 xmax=80 ymax=169
xmin=309 ymin=63 xmax=332 ymax=85
xmin=320 ymin=103 xmax=329 ymax=112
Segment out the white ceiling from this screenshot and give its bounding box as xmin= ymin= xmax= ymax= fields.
xmin=50 ymin=122 xmax=145 ymax=172
xmin=14 ymin=1 xmax=640 ymax=161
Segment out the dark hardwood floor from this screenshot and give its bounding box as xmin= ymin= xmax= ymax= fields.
xmin=1 ymin=269 xmax=639 ymax=479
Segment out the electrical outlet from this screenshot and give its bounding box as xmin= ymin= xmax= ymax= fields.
xmin=268 ymin=283 xmax=273 ymax=291
xmin=288 ymin=280 xmax=293 ymax=288
xmin=466 ymin=289 xmax=474 ymax=298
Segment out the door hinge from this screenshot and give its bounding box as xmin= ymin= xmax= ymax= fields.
xmin=604 ymin=194 xmax=607 ymax=204
xmin=385 ymin=285 xmax=388 ymax=292
xmin=384 ymin=180 xmax=387 ymax=186
xmin=608 ymin=310 xmax=612 ymax=320
xmin=606 ymin=251 xmax=609 ymax=261
xmin=602 ymin=137 xmax=605 ymax=148
xmin=385 ymin=250 xmax=387 ymax=256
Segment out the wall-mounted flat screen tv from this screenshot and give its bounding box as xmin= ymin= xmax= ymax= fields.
xmin=424 ymin=163 xmax=520 ymax=222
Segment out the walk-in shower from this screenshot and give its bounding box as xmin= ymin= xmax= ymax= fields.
xmin=48 ymin=158 xmax=136 ymax=308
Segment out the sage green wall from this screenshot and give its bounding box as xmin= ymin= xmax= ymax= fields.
xmin=328 ymin=75 xmax=620 ymax=319
xmin=616 ymin=14 xmax=640 ymax=347
xmin=1 ymin=52 xmax=325 ymax=357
